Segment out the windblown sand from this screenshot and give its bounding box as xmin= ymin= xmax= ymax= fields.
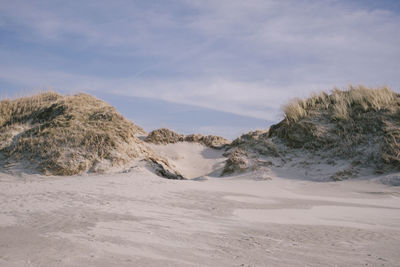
xmin=1 ymin=143 xmax=400 ymax=266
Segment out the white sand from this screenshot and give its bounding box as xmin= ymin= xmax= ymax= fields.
xmin=1 ymin=143 xmax=400 ymax=266
xmin=148 ymin=142 xmax=226 ymax=178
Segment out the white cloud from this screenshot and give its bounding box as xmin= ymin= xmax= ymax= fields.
xmin=0 ymin=0 xmax=399 ymax=122
xmin=0 ymin=65 xmax=338 ymax=120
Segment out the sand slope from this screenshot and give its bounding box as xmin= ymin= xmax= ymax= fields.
xmin=148 ymin=142 xmax=226 ymax=178
xmin=1 ymin=152 xmax=400 ymax=267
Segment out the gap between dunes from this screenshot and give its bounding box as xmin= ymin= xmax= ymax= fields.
xmin=148 ymin=142 xmax=226 ymax=179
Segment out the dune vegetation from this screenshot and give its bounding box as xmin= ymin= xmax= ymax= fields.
xmin=272 ymin=85 xmax=400 ymax=169
xmin=223 ymin=86 xmax=400 ymax=179
xmin=0 ymin=92 xmax=182 ymax=177
xmin=145 ymin=128 xmax=231 ymax=149
xmin=1 ymin=86 xmax=399 ymax=181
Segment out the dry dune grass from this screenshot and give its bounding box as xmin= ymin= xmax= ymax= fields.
xmin=0 ymin=92 xmax=182 ymax=177
xmin=145 ymin=128 xmax=231 ymax=149
xmin=283 ymin=85 xmax=397 ymax=122
xmin=275 ymin=85 xmax=400 ymax=172
xmin=272 ymin=86 xmax=400 ymax=171
xmin=3 ymin=87 xmax=399 ymax=180
xmin=224 ymin=86 xmax=400 ymax=178
xmin=145 ymin=128 xmax=184 ymax=144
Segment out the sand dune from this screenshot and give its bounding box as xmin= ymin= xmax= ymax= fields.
xmin=1 ymin=141 xmax=400 ymax=266
xmin=148 ymin=142 xmax=226 ymax=178
xmin=1 ymin=88 xmax=400 ymax=266
xmin=223 ymin=86 xmax=400 ymax=180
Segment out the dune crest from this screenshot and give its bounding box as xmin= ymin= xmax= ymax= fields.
xmin=0 ymin=92 xmax=182 ymax=178
xmin=2 ymin=86 xmax=400 ymax=183
xmin=223 ymin=86 xmax=400 ymax=181
xmin=145 ymin=128 xmax=231 ymax=149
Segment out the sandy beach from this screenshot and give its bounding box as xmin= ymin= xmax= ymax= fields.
xmin=1 ymin=143 xmax=400 ymax=266
xmin=2 ymin=1 xmax=400 ymax=265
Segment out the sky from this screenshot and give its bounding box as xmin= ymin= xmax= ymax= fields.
xmin=0 ymin=0 xmax=399 ymax=138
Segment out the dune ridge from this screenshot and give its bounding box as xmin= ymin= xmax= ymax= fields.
xmin=145 ymin=128 xmax=231 ymax=149
xmin=0 ymin=92 xmax=182 ymax=178
xmin=1 ymin=86 xmax=400 ymax=183
xmin=223 ymin=86 xmax=400 ymax=181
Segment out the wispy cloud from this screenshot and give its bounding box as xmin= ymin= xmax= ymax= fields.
xmin=0 ymin=0 xmax=399 ymax=122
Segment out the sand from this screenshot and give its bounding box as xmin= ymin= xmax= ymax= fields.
xmin=1 ymin=143 xmax=400 ymax=266
xmin=148 ymin=142 xmax=226 ymax=178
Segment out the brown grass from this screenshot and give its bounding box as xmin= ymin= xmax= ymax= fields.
xmin=145 ymin=128 xmax=230 ymax=149
xmin=145 ymin=128 xmax=184 ymax=144
xmin=283 ymin=85 xmax=397 ymax=122
xmin=272 ymin=85 xmax=400 ymax=172
xmin=224 ymin=86 xmax=400 ymax=178
xmin=0 ymin=92 xmax=151 ymax=175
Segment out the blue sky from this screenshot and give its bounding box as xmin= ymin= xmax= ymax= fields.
xmin=1 ymin=0 xmax=400 ymax=138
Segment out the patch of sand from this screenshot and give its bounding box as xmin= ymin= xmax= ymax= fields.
xmin=1 ymin=143 xmax=400 ymax=266
xmin=149 ymin=142 xmax=226 ymax=178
